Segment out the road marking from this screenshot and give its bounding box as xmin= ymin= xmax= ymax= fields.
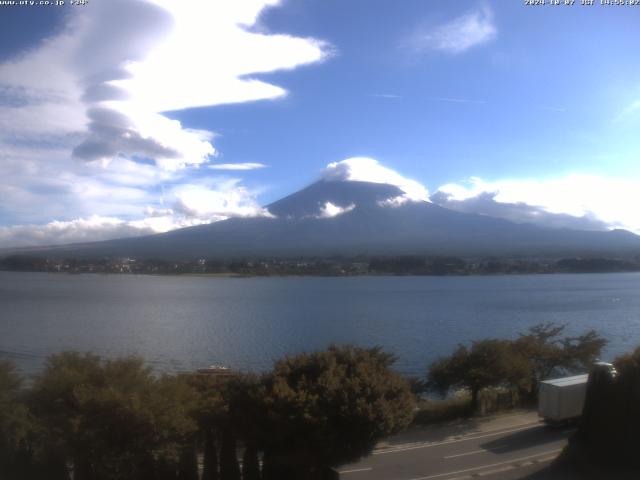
xmin=408 ymin=448 xmax=562 ymax=480
xmin=443 ymin=444 xmax=509 ymax=459
xmin=338 ymin=467 xmax=373 ymax=474
xmin=475 ymin=455 xmax=558 ymax=477
xmin=476 ymin=465 xmax=514 ymax=477
xmin=444 ymin=449 xmax=488 ymax=459
xmin=374 ymin=423 xmax=541 ymax=455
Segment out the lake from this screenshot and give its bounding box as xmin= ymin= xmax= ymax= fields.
xmin=1 ymin=271 xmax=639 ymax=378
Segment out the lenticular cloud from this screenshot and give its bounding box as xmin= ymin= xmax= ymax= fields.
xmin=70 ymin=0 xmax=328 ymax=170
xmin=0 ymin=0 xmax=329 ymax=170
xmin=322 ymin=157 xmax=430 ymax=203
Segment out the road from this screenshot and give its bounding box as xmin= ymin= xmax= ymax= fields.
xmin=337 ymin=412 xmax=574 ymax=480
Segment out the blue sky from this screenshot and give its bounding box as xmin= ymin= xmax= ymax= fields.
xmin=0 ymin=0 xmax=639 ymax=246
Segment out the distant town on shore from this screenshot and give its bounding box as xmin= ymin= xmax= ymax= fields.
xmin=2 ymin=254 xmax=640 ymax=276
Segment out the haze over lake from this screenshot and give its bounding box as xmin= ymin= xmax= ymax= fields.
xmin=1 ymin=271 xmax=639 ymax=378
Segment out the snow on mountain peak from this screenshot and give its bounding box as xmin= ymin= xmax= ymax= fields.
xmin=321 ymin=157 xmax=430 ymax=203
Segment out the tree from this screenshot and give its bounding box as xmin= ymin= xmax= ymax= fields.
xmin=428 ymin=339 xmax=528 ymax=411
xmin=29 ymin=352 xmax=199 ymax=480
xmin=429 ymin=325 xmax=607 ymax=409
xmin=223 ymin=375 xmax=265 ymax=480
xmin=242 ymin=443 xmax=261 ymax=480
xmin=186 ymin=372 xmax=233 ymax=480
xmin=28 ymin=352 xmax=104 ymax=479
xmin=608 ymin=347 xmax=640 ymax=467
xmin=0 ymin=361 xmax=36 ymax=479
xmin=515 ymin=323 xmax=606 ymax=398
xmin=177 ymin=443 xmax=199 ymax=480
xmin=150 ymin=374 xmax=201 ymax=474
xmin=219 ymin=428 xmax=241 ymax=480
xmin=571 ymin=347 xmax=640 ymax=471
xmin=260 ymin=345 xmax=415 ymax=478
xmin=201 ymin=428 xmax=219 ymax=480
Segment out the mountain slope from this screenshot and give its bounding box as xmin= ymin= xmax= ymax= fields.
xmin=21 ymin=179 xmax=640 ymax=259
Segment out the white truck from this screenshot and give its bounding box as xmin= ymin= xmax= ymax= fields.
xmin=538 ymin=374 xmax=589 ymax=424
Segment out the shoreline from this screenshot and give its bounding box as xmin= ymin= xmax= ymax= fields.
xmin=2 ymin=269 xmax=640 ymax=278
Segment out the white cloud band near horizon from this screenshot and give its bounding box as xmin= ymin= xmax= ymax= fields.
xmin=434 ymin=175 xmax=640 ymax=234
xmin=4 ymin=155 xmax=640 ymax=248
xmin=0 ymin=179 xmax=272 ymax=248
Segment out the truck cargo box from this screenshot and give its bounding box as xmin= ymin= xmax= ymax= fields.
xmin=538 ymin=374 xmax=588 ymax=423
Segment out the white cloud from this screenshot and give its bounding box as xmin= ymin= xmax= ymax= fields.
xmin=169 ymin=181 xmax=273 ymax=221
xmin=120 ymin=0 xmax=329 ymax=113
xmin=73 ymin=105 xmax=217 ymax=171
xmin=0 ymin=178 xmax=274 ymax=248
xmin=0 ymin=213 xmax=228 ymax=249
xmin=0 ymin=0 xmax=328 ymax=168
xmin=0 ymin=216 xmax=155 ymax=248
xmin=627 ymin=100 xmax=640 ymax=115
xmin=0 ymin=102 xmax=87 ymax=138
xmin=377 ymin=196 xmax=412 ymax=208
xmin=0 ymin=148 xmax=160 ymax=225
xmin=412 ymin=5 xmax=496 ymax=54
xmin=65 ymin=0 xmax=325 ymax=169
xmin=0 ymin=0 xmax=328 ymax=247
xmin=0 ymin=0 xmax=327 ymax=169
xmin=322 ymin=157 xmax=430 ymax=203
xmin=615 ymin=99 xmax=640 ymax=122
xmin=145 ymin=207 xmax=174 ymax=217
xmin=208 ymin=163 xmax=267 ymax=171
xmin=317 ymin=202 xmax=355 ymax=219
xmin=435 ymin=175 xmax=640 ymax=234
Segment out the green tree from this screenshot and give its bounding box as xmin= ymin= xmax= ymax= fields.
xmin=186 ymin=372 xmax=233 ymax=480
xmin=242 ymin=443 xmax=261 ymax=480
xmin=177 ymin=443 xmax=198 ymax=480
xmin=28 ymin=352 xmax=103 ymax=479
xmin=223 ymin=374 xmax=265 ymax=480
xmin=0 ymin=361 xmax=37 ymax=479
xmin=571 ymin=347 xmax=640 ymax=470
xmin=150 ymin=374 xmax=201 ymax=471
xmin=219 ymin=428 xmax=241 ymax=480
xmin=261 ymin=345 xmax=415 ymax=478
xmin=428 ymin=339 xmax=528 ymax=411
xmin=515 ymin=323 xmax=606 ymax=398
xmin=201 ymin=428 xmax=219 ymax=480
xmin=29 ymin=352 xmax=199 ymax=480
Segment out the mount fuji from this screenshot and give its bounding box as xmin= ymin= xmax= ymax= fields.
xmin=22 ymin=172 xmax=640 ymax=260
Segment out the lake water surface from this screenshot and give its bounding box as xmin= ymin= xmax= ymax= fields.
xmin=1 ymin=271 xmax=639 ymax=377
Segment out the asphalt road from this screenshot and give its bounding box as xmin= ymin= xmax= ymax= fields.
xmin=337 ymin=414 xmax=574 ymax=480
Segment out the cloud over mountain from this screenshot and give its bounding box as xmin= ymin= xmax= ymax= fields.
xmin=433 ymin=175 xmax=640 ymax=234
xmin=316 ymin=202 xmax=356 ymax=219
xmin=4 ymin=152 xmax=640 ymax=248
xmin=322 ymin=157 xmax=430 ymax=204
xmin=430 ymin=190 xmax=610 ymax=231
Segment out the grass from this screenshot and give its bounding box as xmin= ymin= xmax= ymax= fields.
xmin=412 ymin=395 xmax=474 ymax=426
